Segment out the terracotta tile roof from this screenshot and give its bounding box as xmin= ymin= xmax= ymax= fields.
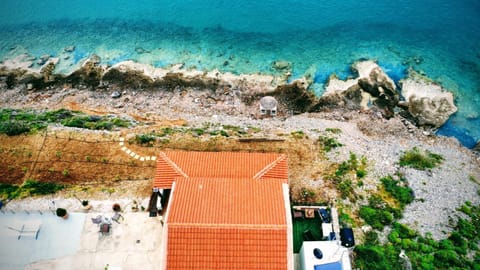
xmin=167 ymin=177 xmax=287 ymax=225
xmin=153 ymin=151 xmax=287 ymax=188
xmin=167 ymin=227 xmax=288 ymax=269
xmin=165 ymin=177 xmax=290 ymax=270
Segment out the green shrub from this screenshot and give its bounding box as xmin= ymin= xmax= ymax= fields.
xmin=158 ymin=127 xmax=174 ymax=137
xmin=359 ymin=206 xmax=393 ymax=230
xmin=356 ymin=169 xmax=367 ymax=178
xmin=0 ymin=121 xmax=32 ymax=136
xmin=192 ymin=128 xmax=204 ymax=136
xmin=0 ymin=108 xmax=131 ymax=135
xmin=364 ymin=231 xmax=379 ymax=245
xmin=392 ymin=222 xmax=417 ymax=239
xmin=354 ymin=244 xmax=397 ymax=270
xmin=338 ymin=179 xmax=353 ymax=199
xmin=381 ymin=175 xmax=414 ymax=206
xmin=318 ymin=135 xmax=343 ymax=152
xmin=0 ymin=183 xmax=20 ymax=199
xmin=22 ymin=180 xmax=65 ymax=195
xmin=457 ymin=218 xmax=476 ymax=239
xmin=0 ymin=180 xmax=65 ymax=199
xmin=290 ymin=130 xmax=305 ymax=139
xmin=399 ymin=147 xmax=443 ymax=170
xmin=111 ymin=118 xmax=130 ymax=128
xmin=135 ymin=134 xmax=156 ymax=146
xmin=62 ymin=116 xmax=87 ymax=128
xmin=93 ymin=121 xmax=114 ymax=130
xmin=434 ymin=250 xmax=461 ymax=268
xmin=325 ymin=127 xmax=342 ymax=134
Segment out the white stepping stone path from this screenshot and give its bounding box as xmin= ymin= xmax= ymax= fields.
xmin=118 ymin=137 xmax=157 ymax=162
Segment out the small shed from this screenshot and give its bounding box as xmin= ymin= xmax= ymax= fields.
xmin=259 ymin=96 xmax=278 ymax=116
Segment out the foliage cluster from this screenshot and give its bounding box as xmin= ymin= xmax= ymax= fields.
xmin=399 ymin=147 xmax=443 ymax=170
xmin=355 ymin=202 xmax=480 ymax=269
xmin=0 ymin=108 xmax=131 ymax=136
xmin=134 ymin=134 xmax=157 ymax=146
xmin=318 ymin=135 xmax=343 ymax=152
xmin=290 ymin=130 xmax=306 ymax=139
xmin=0 ymin=180 xmax=65 ymax=200
xmin=359 ymin=195 xmax=401 ymax=230
xmin=381 ymin=174 xmax=414 ymax=207
xmin=328 ymin=153 xmax=367 ymax=200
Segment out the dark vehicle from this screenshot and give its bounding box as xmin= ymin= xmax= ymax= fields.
xmin=340 ymin=228 xmax=355 ymax=247
xmin=318 ymin=208 xmax=331 ymax=223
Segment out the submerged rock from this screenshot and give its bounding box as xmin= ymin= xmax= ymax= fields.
xmin=400 ymin=70 xmax=457 ymax=128
xmin=272 ymin=60 xmax=292 ymax=71
xmin=64 ymin=46 xmax=75 ymax=53
xmin=135 ymin=47 xmax=150 ymax=54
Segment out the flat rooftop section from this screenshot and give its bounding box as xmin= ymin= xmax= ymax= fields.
xmin=0 ymin=212 xmax=85 ymax=270
xmin=300 ymin=241 xmax=351 ymax=270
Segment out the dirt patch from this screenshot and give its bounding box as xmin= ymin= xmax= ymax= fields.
xmin=0 ymin=124 xmax=334 ymax=201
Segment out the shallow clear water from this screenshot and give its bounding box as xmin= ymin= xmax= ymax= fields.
xmin=0 ymin=1 xmax=479 ymax=147
xmin=0 ymin=212 xmax=85 ymax=270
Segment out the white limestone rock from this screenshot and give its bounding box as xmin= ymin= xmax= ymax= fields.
xmin=400 ymin=72 xmax=457 ymax=128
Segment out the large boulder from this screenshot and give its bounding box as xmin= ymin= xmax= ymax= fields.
xmin=323 ymin=60 xmax=398 ymax=117
xmin=400 ymin=71 xmax=457 ymax=128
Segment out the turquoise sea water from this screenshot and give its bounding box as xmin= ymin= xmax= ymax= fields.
xmin=0 ymin=1 xmax=479 ymax=147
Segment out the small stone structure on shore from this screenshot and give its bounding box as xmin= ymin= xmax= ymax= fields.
xmin=259 ymin=96 xmax=278 ymax=116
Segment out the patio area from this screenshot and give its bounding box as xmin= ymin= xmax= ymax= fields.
xmin=24 ymin=212 xmax=164 ymax=270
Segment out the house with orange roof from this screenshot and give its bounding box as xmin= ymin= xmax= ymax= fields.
xmin=153 ymin=151 xmax=293 ymax=270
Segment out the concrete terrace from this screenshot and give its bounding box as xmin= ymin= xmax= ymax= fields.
xmin=25 ymin=212 xmax=164 ymax=270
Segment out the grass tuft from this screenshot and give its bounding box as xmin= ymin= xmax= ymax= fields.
xmin=399 ymin=147 xmax=443 ymax=170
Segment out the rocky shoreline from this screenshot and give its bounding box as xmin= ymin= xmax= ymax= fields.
xmin=1 ymin=55 xmax=480 ymax=241
xmin=0 ymin=54 xmax=464 ymax=133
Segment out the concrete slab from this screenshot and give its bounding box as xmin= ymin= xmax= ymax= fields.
xmin=26 ymin=212 xmax=164 ymax=270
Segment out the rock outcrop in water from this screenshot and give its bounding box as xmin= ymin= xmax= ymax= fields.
xmin=400 ymin=70 xmax=457 ymax=128
xmin=322 ymin=60 xmax=399 ymax=118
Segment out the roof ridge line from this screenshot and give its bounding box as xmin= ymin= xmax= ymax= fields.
xmin=253 ymin=154 xmax=286 ymax=180
xmin=168 ymin=222 xmax=287 ymax=229
xmin=159 ymin=152 xmax=189 ymax=178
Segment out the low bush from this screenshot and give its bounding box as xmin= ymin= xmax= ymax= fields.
xmin=381 ymin=175 xmax=414 ymax=207
xmin=355 ymin=201 xmax=480 ymax=269
xmin=318 ymin=135 xmax=343 ymax=152
xmin=0 ymin=108 xmax=131 ymax=136
xmin=21 ymin=180 xmax=65 ymax=195
xmin=399 ymin=147 xmax=443 ymax=170
xmin=0 ymin=121 xmax=32 ymax=136
xmin=135 ymin=134 xmax=156 ymax=146
xmin=359 ymin=206 xmax=393 ymax=230
xmin=0 ymin=180 xmax=65 ymax=199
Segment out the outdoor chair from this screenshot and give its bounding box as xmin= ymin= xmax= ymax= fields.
xmin=99 ymin=223 xmax=111 ymax=235
xmin=303 ymin=229 xmax=315 ymax=241
xmin=112 ymin=212 xmax=123 ymax=223
xmin=293 ymin=210 xmax=304 ymax=219
xmin=91 ymin=215 xmax=103 ymax=224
